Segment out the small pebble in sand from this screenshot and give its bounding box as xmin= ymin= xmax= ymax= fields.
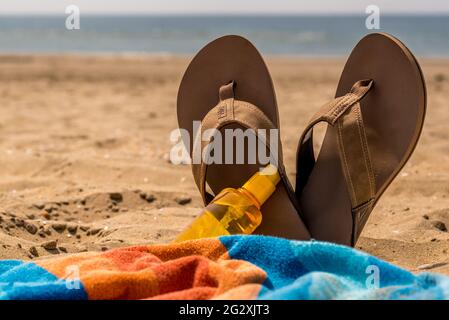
xmin=43 ymin=227 xmax=52 ymax=236
xmin=79 ymin=225 xmax=90 ymax=232
xmin=432 ymin=221 xmax=447 ymax=232
xmin=14 ymin=218 xmax=25 ymax=227
xmin=109 ymin=193 xmax=123 ymax=203
xmin=67 ymin=224 xmax=78 ymax=234
xmin=29 ymin=246 xmax=39 ymax=257
xmin=45 ymin=205 xmax=57 ymax=214
xmin=140 ymin=192 xmax=156 ymax=203
xmin=59 ymin=246 xmax=68 ymax=253
xmin=41 ymin=240 xmax=58 ymax=250
xmin=33 ymin=203 xmax=45 ymax=210
xmin=52 ymin=223 xmax=67 ymax=232
xmin=175 ymin=196 xmax=192 ymax=205
xmin=88 ymin=228 xmax=102 ymax=236
xmin=422 ymin=214 xmax=430 ymax=220
xmin=41 ymin=212 xmax=51 ymax=220
xmin=25 ymin=222 xmax=38 ymax=234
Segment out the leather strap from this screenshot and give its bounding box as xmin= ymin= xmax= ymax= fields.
xmin=296 ymin=79 xmax=376 ymax=244
xmin=219 ymin=81 xmax=236 ymax=101
xmin=192 ymin=82 xmax=278 ymax=204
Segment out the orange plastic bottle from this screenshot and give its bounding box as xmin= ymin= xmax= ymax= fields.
xmin=174 ymin=165 xmax=280 ymax=242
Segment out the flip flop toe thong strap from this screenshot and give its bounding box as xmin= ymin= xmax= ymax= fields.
xmin=296 ymin=79 xmax=376 ymax=244
xmin=192 ymin=82 xmax=278 ymax=204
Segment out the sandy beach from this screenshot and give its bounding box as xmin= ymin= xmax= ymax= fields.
xmin=0 ymin=54 xmax=448 ymax=275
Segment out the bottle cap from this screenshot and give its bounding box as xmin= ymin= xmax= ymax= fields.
xmin=242 ymin=164 xmax=281 ymax=206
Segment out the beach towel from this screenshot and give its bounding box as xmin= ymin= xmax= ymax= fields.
xmin=0 ymin=235 xmax=448 ymax=300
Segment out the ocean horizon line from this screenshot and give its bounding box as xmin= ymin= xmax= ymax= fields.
xmin=0 ymin=15 xmax=448 ymax=57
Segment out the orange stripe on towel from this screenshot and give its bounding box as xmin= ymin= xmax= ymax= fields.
xmin=144 ymin=238 xmax=230 ymax=261
xmin=35 ymin=238 xmax=265 ymax=300
xmin=37 ymin=248 xmax=160 ymax=299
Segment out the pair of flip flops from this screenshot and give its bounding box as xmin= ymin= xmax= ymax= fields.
xmin=177 ymin=33 xmax=426 ymax=247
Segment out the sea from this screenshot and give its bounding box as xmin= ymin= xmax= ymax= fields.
xmin=0 ymin=15 xmax=448 ymax=57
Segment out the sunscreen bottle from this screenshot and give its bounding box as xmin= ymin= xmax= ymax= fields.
xmin=174 ymin=165 xmax=280 ymax=242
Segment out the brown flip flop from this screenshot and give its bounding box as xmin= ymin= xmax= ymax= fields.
xmin=177 ymin=35 xmax=310 ymax=240
xmin=295 ymin=33 xmax=427 ymax=246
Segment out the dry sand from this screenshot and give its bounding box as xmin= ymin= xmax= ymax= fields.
xmin=0 ymin=54 xmax=448 ymax=275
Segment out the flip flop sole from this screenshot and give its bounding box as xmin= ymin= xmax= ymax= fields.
xmin=178 ymin=35 xmax=310 ymax=240
xmin=298 ymin=33 xmax=426 ymax=245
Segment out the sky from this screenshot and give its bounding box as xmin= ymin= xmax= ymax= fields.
xmin=1 ymin=0 xmax=449 ymax=15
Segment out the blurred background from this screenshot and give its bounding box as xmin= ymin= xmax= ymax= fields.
xmin=0 ymin=0 xmax=449 ymax=57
